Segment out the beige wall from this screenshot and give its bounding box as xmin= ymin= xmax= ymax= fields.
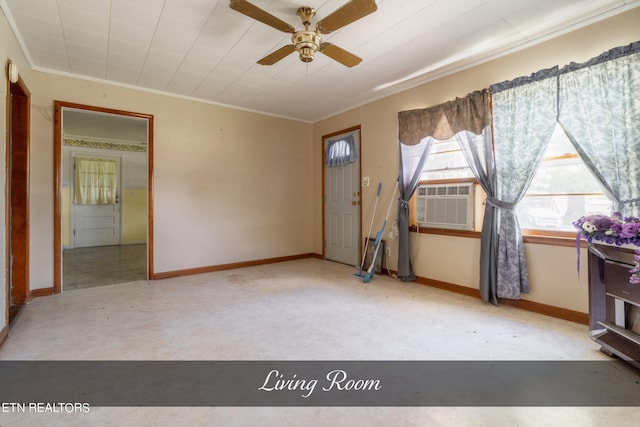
xmin=27 ymin=72 xmax=313 ymax=288
xmin=122 ymin=188 xmax=147 ymax=243
xmin=312 ymin=8 xmax=640 ymax=313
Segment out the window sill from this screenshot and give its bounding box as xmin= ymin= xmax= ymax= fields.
xmin=409 ymin=225 xmax=586 ymax=248
xmin=409 ymin=225 xmax=481 ymax=239
xmin=521 ymin=230 xmax=586 ymax=248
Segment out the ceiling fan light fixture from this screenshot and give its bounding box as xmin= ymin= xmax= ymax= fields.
xmin=298 ymin=47 xmax=315 ymax=62
xmin=292 ymin=30 xmax=321 ymax=63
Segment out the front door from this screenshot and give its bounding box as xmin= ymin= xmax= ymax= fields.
xmin=73 ymin=155 xmax=121 ymax=248
xmin=324 ymin=129 xmax=361 ymax=266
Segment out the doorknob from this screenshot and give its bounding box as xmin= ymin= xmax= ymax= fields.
xmin=352 ymin=201 xmax=359 ymax=206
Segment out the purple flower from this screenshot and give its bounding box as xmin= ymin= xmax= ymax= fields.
xmin=575 ymin=215 xmax=640 ymax=285
xmin=620 ymin=222 xmax=640 ymax=238
xmin=610 ymin=223 xmax=623 ymax=235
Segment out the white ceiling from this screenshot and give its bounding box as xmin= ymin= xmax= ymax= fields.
xmin=2 ymin=0 xmax=639 ymax=122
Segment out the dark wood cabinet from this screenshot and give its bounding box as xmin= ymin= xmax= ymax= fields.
xmin=588 ymin=244 xmax=640 ymax=369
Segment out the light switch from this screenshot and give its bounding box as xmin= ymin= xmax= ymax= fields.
xmin=362 ymin=176 xmax=370 ymax=187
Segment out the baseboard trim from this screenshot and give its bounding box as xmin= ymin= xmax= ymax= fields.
xmin=151 ymin=253 xmax=316 ymax=280
xmin=498 ymin=298 xmax=589 ymax=325
xmin=31 ymin=287 xmax=54 ymax=298
xmin=0 ymin=325 xmax=8 ymax=349
xmin=413 ymin=275 xmax=588 ymax=325
xmin=414 ymin=276 xmax=481 ymax=299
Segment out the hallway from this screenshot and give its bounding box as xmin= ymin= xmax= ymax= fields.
xmin=63 ymin=244 xmax=146 ymax=290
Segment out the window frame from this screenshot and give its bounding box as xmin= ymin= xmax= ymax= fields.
xmin=517 ymin=141 xmax=610 ymax=240
xmin=410 ymin=135 xmax=482 ymax=237
xmin=410 ymin=145 xmax=598 ymax=248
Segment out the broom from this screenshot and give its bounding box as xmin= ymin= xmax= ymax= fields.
xmin=363 ymin=178 xmax=399 ymax=283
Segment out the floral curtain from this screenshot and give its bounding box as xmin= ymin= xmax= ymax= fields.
xmin=489 ymin=67 xmax=558 ymax=299
xmin=558 ymin=41 xmax=640 ymax=217
xmin=75 ymin=158 xmax=118 ymax=205
xmin=397 ymin=90 xmax=491 ymax=281
xmin=325 ymin=134 xmax=357 ymax=167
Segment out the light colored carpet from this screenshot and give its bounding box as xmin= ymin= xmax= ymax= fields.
xmin=2 ymin=258 xmax=639 ymax=426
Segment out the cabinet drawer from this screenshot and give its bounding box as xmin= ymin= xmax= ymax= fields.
xmin=605 ymin=261 xmax=640 ymax=305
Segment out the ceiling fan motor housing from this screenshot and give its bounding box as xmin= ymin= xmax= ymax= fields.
xmin=292 ymin=30 xmax=322 ymax=62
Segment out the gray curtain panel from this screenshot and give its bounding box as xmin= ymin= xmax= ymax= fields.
xmin=397 ymin=137 xmax=433 ymax=281
xmin=455 ymin=125 xmax=497 ymax=304
xmin=558 ymin=41 xmax=640 ymax=217
xmin=489 ymin=67 xmax=559 ymax=300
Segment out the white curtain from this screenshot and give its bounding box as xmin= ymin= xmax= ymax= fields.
xmin=75 ymin=158 xmax=118 ymax=205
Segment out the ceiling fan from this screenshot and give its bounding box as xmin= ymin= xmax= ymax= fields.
xmin=229 ymin=0 xmax=377 ymax=67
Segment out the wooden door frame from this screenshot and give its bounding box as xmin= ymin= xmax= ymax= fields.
xmin=53 ymin=101 xmax=154 ymax=293
xmin=321 ymin=125 xmax=362 ymax=261
xmin=5 ymin=70 xmax=31 ymax=313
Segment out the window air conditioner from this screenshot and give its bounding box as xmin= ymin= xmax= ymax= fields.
xmin=415 ymin=183 xmax=474 ymax=230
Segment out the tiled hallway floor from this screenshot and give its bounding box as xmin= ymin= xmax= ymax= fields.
xmin=63 ymin=244 xmax=146 ymax=290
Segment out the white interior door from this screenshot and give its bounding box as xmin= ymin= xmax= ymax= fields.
xmin=324 ymin=130 xmax=360 ymax=266
xmin=73 ymin=156 xmax=121 ymax=248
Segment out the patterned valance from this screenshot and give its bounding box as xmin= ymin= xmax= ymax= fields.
xmin=398 ymin=90 xmax=490 ymax=145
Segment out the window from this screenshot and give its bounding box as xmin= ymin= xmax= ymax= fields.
xmin=410 ymin=136 xmax=479 ymax=230
xmin=411 ymin=127 xmax=613 ymax=236
xmin=325 ymin=135 xmax=357 ymax=166
xmin=74 ymin=157 xmax=118 ymax=205
xmin=419 ymin=137 xmax=475 ymax=181
xmin=516 ymin=124 xmax=613 ymax=232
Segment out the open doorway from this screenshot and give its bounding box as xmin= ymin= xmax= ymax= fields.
xmin=6 ymin=69 xmax=30 ymax=323
xmin=53 ymin=102 xmax=154 ymax=292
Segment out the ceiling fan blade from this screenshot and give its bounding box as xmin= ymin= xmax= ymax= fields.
xmin=315 ymin=0 xmax=377 ymax=34
xmin=319 ymin=43 xmax=362 ymax=67
xmin=229 ymin=0 xmax=295 ymax=33
xmin=257 ymin=45 xmax=296 ymax=65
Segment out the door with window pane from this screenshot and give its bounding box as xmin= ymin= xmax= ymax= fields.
xmin=73 ymin=155 xmax=121 ymax=247
xmin=324 ymin=129 xmax=361 ymax=266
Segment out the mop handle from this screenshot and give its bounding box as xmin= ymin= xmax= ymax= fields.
xmin=360 ymin=183 xmax=382 ymax=269
xmin=365 ymin=179 xmax=399 ymax=275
